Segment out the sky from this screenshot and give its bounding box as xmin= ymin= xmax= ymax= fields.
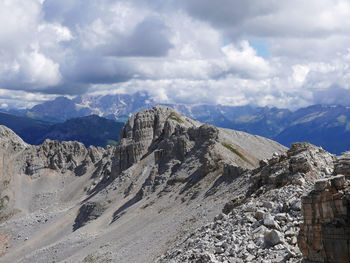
xmin=1 ymin=0 xmax=350 ymax=109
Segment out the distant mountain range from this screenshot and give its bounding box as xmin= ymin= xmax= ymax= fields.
xmin=26 ymin=91 xmax=155 ymax=122
xmin=0 ymin=112 xmax=123 ymax=147
xmin=2 ymin=91 xmax=350 ymax=154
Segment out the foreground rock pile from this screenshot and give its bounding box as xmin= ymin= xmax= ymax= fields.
xmin=157 ymin=143 xmax=336 ymax=263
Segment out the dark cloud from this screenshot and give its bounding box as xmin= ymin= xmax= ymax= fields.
xmin=103 ymin=16 xmax=173 ymax=57
xmin=181 ymin=0 xmax=277 ymax=28
xmin=40 ymin=83 xmax=90 ymax=95
xmin=313 ymin=86 xmax=350 ymax=106
xmin=67 ymin=56 xmax=135 ymax=84
xmin=42 ymin=0 xmax=102 ymax=27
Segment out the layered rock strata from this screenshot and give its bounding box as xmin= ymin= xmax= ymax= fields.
xmin=298 ymin=175 xmax=350 ymax=263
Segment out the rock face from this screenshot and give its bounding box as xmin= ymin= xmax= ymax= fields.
xmin=113 ymin=106 xmax=176 ymax=174
xmin=298 ymin=175 xmax=350 ymax=263
xmin=111 ymin=105 xmax=286 ymax=200
xmin=334 ymin=151 xmax=350 ymax=176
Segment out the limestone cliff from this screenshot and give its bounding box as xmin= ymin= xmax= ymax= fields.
xmin=298 ymin=175 xmax=350 ymax=263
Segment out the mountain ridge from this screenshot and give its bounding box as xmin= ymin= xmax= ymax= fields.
xmin=0 ymin=112 xmax=124 ymax=148
xmin=16 ymin=92 xmax=350 ymax=154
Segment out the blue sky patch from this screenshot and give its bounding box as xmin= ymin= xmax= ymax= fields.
xmin=249 ymin=40 xmax=270 ymax=58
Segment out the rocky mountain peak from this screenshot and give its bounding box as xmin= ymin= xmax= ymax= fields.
xmin=0 ymin=125 xmax=28 ymax=152
xmin=113 ymin=106 xmax=202 ymax=174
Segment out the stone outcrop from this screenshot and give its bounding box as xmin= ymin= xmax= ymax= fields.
xmin=0 ymin=125 xmax=28 ymax=152
xmin=73 ymin=201 xmax=107 ymax=231
xmin=334 ymin=151 xmax=350 ymax=176
xmin=112 ymin=106 xmax=286 ymax=176
xmin=298 ymin=175 xmax=350 ymax=263
xmin=250 ymin=142 xmax=334 ymax=194
xmin=110 ymin=106 xmax=286 ymax=204
xmin=20 ymin=139 xmax=114 ymax=181
xmin=112 ymin=106 xmax=192 ymax=174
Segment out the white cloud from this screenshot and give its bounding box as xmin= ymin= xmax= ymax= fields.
xmin=220 ymin=41 xmax=272 ymax=79
xmin=0 ymin=0 xmax=41 ymax=52
xmin=38 ymin=23 xmax=73 ymax=43
xmin=292 ymin=65 xmax=310 ymax=85
xmin=1 ymin=0 xmax=350 ymax=109
xmin=22 ymin=51 xmax=62 ymax=87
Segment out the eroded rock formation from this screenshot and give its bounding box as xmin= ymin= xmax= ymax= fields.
xmin=298 ymin=174 xmax=350 ymax=263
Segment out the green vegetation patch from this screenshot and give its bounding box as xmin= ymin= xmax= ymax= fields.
xmin=0 ymin=209 xmax=20 ymax=223
xmin=221 ymin=142 xmax=254 ymax=166
xmin=2 ymin=180 xmax=9 ymax=187
xmin=106 ymin=139 xmax=118 ymax=146
xmin=169 ymin=113 xmax=183 ymax=123
xmin=82 ymin=254 xmax=99 ymax=263
xmin=0 ymin=195 xmax=9 ymax=210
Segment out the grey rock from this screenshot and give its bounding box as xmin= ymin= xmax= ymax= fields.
xmin=263 ymin=214 xmax=279 ymax=229
xmin=264 ymin=230 xmax=284 ymax=246
xmin=314 ymin=179 xmax=331 ymax=191
xmin=255 ymin=210 xmax=265 ymax=220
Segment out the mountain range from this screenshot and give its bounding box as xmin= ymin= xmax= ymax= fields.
xmin=8 ymin=91 xmax=349 ymax=155
xmin=0 ymin=112 xmax=124 ymax=148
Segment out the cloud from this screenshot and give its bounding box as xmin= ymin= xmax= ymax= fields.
xmin=313 ymin=86 xmax=350 ymax=106
xmin=69 ymin=56 xmax=135 ymax=84
xmin=103 ymin=16 xmax=174 ymax=57
xmin=1 ymin=0 xmax=350 ymax=109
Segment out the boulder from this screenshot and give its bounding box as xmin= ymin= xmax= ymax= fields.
xmin=264 ymin=230 xmax=284 ymax=246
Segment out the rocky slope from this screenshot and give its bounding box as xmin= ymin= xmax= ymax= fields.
xmin=155 ymin=144 xmax=350 ymax=263
xmin=0 ymin=106 xmax=287 ymax=263
xmin=157 ymin=142 xmax=336 ymax=263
